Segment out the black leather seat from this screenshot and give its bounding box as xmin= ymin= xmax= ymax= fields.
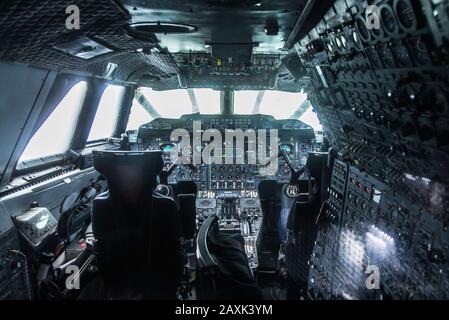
xmin=91 ymin=150 xmax=184 ymax=299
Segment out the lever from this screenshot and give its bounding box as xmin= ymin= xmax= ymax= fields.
xmin=159 ymin=158 xmax=179 ymax=185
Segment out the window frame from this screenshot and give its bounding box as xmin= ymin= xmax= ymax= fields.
xmin=14 ymin=80 xmax=90 ymax=174
xmin=13 ymin=82 xmax=133 ymax=178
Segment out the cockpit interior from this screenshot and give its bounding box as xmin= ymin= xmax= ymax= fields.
xmin=0 ymin=0 xmax=449 ymax=301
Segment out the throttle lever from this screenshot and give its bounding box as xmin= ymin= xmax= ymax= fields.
xmin=159 ymin=158 xmax=179 ymax=185
xmin=279 ymin=149 xmax=305 ymax=183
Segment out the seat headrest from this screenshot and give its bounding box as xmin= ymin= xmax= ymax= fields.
xmin=93 ymin=150 xmax=163 ymax=204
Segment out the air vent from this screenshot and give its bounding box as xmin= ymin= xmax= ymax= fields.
xmin=380 ymin=5 xmax=399 ymax=36
xmin=53 ymin=36 xmax=113 ymax=59
xmin=394 ymin=0 xmax=417 ymax=31
xmin=206 ymin=0 xmax=261 ymax=6
xmin=127 ymin=22 xmax=197 ymax=35
xmin=370 ymin=18 xmax=384 ymax=40
xmin=355 ymin=16 xmax=370 ymax=43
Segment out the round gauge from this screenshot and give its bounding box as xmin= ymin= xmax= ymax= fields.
xmin=279 ymin=162 xmax=291 ymax=176
xmin=280 ymin=144 xmax=293 ymax=154
xmin=163 ymin=162 xmax=172 ymax=172
xmin=161 ymin=143 xmax=175 ymax=153
xmin=190 ymin=171 xmax=200 ymax=181
xmin=299 ymin=144 xmax=310 ymax=155
xmin=178 ymin=170 xmax=188 ymax=180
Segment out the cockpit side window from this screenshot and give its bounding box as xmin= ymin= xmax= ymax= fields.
xmin=18 ymin=81 xmax=88 ymax=164
xmin=87 ymin=85 xmax=125 ymax=142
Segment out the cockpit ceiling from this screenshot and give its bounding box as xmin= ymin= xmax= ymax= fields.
xmin=0 ymin=0 xmax=309 ymax=92
xmin=121 ymin=0 xmax=304 ymax=54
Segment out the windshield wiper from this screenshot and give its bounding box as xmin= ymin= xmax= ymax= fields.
xmin=289 ymin=99 xmax=311 ymax=119
xmin=187 ymin=89 xmax=199 ymax=114
xmin=135 ymin=88 xmax=162 ymax=119
xmin=252 ymin=91 xmax=265 ymax=114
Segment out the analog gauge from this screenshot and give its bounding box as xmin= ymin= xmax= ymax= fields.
xmin=177 ymin=169 xmax=188 ymax=180
xmin=190 ymin=171 xmax=200 ymax=181
xmin=161 ymin=143 xmax=175 ymax=153
xmin=299 ymin=144 xmax=310 ymax=155
xmin=280 ymin=144 xmax=293 ymax=154
xmin=279 ymin=162 xmax=291 ymax=176
xmin=163 ymin=162 xmax=172 ymax=172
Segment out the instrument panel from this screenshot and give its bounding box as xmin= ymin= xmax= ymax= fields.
xmin=130 ymin=114 xmax=317 ymax=188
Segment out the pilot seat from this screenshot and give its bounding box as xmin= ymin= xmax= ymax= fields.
xmin=90 ymin=150 xmax=184 ymax=299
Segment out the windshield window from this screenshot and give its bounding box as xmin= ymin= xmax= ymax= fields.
xmin=234 ymin=90 xmax=308 ymax=118
xmin=233 ymin=90 xmax=322 ymax=131
xmin=194 ymin=89 xmax=220 ymax=114
xmin=135 ymin=88 xmax=220 ymax=119
xmin=19 ymin=81 xmax=87 ymax=163
xmin=259 ymin=91 xmax=308 ymax=119
xmin=234 ymin=91 xmax=259 ymax=114
xmin=131 ymin=88 xmax=322 ymax=131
